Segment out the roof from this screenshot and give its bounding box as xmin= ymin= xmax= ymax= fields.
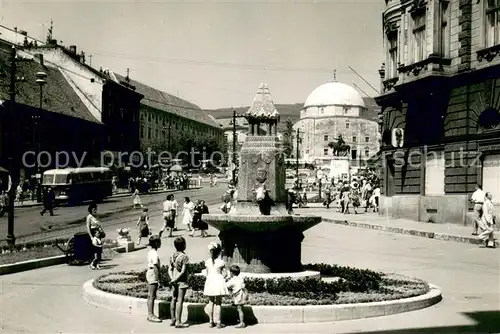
xmin=247 ymin=83 xmax=279 ymax=119
xmin=0 ymin=48 xmax=101 ymax=124
xmin=304 ymin=81 xmax=366 ymax=108
xmin=112 ymin=73 xmax=221 ymax=129
xmin=43 ymin=167 xmax=111 ymax=175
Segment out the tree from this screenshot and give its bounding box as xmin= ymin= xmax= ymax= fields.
xmin=282 ymin=118 xmax=294 ymax=158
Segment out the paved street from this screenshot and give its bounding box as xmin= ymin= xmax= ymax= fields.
xmin=0 ymin=186 xmax=225 ymax=245
xmin=1 ymin=212 xmax=498 ymax=333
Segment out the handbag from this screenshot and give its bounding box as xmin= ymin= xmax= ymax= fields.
xmin=98 ymin=226 xmax=106 ymax=239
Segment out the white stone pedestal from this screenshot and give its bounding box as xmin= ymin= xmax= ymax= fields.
xmin=329 ymin=157 xmax=350 ymax=181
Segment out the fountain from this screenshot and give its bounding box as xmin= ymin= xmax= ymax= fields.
xmin=204 ymin=84 xmax=322 ymax=275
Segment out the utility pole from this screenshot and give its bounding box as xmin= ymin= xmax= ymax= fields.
xmin=6 ymin=46 xmax=17 ymax=247
xmin=232 ymin=109 xmax=237 ymax=184
xmin=295 ymin=128 xmax=300 ymax=185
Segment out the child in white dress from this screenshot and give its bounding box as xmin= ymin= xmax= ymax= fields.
xmin=132 ymin=188 xmax=143 ymax=209
xmin=203 ymin=242 xmax=228 ymax=328
xmin=226 ymin=265 xmax=248 ymax=328
xmin=182 ymin=197 xmax=195 ymax=233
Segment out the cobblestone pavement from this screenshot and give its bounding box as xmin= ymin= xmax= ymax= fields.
xmin=1 ymin=211 xmax=499 ymax=333
xmin=0 ymin=186 xmax=223 ymax=245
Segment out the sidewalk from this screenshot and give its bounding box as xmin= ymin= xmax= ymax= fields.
xmin=299 ymin=203 xmax=498 ymax=245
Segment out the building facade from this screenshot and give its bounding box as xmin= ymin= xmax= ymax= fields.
xmin=376 ymin=0 xmax=500 ymax=224
xmin=108 ymin=73 xmax=225 ymax=163
xmin=293 ymin=81 xmax=380 ymax=171
xmin=0 ymin=43 xmax=103 ymax=180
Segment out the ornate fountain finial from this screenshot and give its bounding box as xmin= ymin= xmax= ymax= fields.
xmin=246 ymin=83 xmax=280 ymax=122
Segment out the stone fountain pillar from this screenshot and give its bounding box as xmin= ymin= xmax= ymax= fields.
xmin=204 ymin=83 xmax=321 ymax=275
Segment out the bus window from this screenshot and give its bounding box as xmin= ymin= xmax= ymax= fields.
xmin=43 ymin=174 xmax=55 ymax=185
xmin=55 ymin=174 xmax=68 ymax=184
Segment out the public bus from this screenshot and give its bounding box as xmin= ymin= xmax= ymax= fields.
xmin=41 ymin=167 xmax=113 ymax=204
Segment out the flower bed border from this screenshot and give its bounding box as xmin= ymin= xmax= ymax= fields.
xmin=83 ymin=279 xmax=442 ymax=324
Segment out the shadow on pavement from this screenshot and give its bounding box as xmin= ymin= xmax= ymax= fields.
xmin=348 ymin=310 xmax=500 ymax=334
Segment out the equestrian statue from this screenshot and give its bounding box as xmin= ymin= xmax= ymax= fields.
xmin=328 ymin=135 xmax=351 ymax=157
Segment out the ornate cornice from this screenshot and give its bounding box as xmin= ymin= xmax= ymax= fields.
xmin=409 ymin=0 xmax=427 ymax=15
xmin=477 ymin=44 xmax=500 ymax=62
xmin=382 ymin=77 xmax=399 ymax=92
xmin=384 ymin=21 xmax=398 ymax=36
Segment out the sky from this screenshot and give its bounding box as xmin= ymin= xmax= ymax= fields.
xmin=0 ymin=0 xmax=385 ymax=110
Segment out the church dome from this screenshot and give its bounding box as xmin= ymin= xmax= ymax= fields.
xmin=303 ymin=82 xmax=366 ymax=108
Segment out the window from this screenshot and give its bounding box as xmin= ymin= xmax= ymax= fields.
xmin=147 ymin=128 xmax=151 ymax=139
xmin=365 ymin=136 xmax=369 ymax=143
xmin=148 ymin=113 xmax=152 ymax=122
xmin=352 ymin=136 xmax=357 ymax=143
xmin=412 ymin=10 xmax=426 ymax=62
xmin=486 ymin=0 xmax=500 ymax=47
xmin=365 ymin=149 xmax=370 ymax=157
xmin=387 ymin=31 xmax=398 ymax=78
xmin=140 ymin=126 xmax=144 ymax=138
xmin=346 ymin=122 xmax=350 ymax=129
xmin=320 ymin=107 xmax=325 ymax=114
xmin=323 ymin=148 xmax=329 ymax=156
xmin=440 ymin=0 xmax=450 ymax=57
xmin=351 ymin=149 xmax=357 ymax=159
xmin=343 ymin=106 xmax=349 ymax=114
xmin=324 ymin=135 xmax=329 ymax=141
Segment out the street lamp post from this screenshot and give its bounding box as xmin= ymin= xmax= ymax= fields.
xmin=295 ymin=128 xmax=300 ymax=187
xmin=232 ymin=109 xmax=237 ymax=184
xmin=35 ymin=71 xmax=47 ymax=203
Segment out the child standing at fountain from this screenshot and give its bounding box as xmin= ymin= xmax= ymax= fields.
xmin=168 ymin=237 xmax=190 ymax=328
xmin=203 ymin=242 xmax=228 ymax=328
xmin=226 ymin=265 xmax=248 ymax=328
xmin=146 ymin=235 xmax=162 ymax=323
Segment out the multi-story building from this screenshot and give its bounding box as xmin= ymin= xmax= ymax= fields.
xmin=293 ymin=80 xmax=380 ymax=172
xmin=0 ymin=25 xmax=144 ymax=167
xmin=107 ymin=72 xmax=225 ymax=162
xmin=0 ymin=41 xmax=103 ymax=180
xmin=376 ymin=0 xmax=500 ymax=224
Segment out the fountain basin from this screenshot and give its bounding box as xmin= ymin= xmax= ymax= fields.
xmin=204 ymin=214 xmax=322 ymax=274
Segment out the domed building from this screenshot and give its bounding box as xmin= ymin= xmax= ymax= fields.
xmin=293 ymin=80 xmax=380 ymax=173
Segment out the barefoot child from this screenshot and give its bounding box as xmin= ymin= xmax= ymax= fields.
xmin=136 ymin=208 xmax=151 ymax=245
xmin=168 ymin=237 xmax=190 ymax=328
xmin=226 ymin=265 xmax=248 ymax=328
xmin=90 ymin=230 xmax=103 ymax=270
xmin=203 ymin=242 xmax=228 ymax=328
xmin=146 ymin=235 xmax=162 ymax=323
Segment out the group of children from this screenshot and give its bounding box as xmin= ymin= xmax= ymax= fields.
xmin=146 ymin=236 xmax=248 ymax=328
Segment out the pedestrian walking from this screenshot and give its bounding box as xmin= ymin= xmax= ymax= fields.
xmin=160 ymin=194 xmax=175 ymax=238
xmin=182 ymin=197 xmax=195 ymax=234
xmin=203 ymin=242 xmax=228 ymax=328
xmin=132 ymin=188 xmax=143 ymax=209
xmin=136 ymin=207 xmax=151 ymax=245
xmin=192 ymin=200 xmax=209 ymax=237
xmin=470 ymin=184 xmax=485 ymax=235
xmin=146 ymin=235 xmax=162 ymax=323
xmin=171 ymin=195 xmax=179 ymax=231
xmin=40 ymin=187 xmax=55 ymax=216
xmin=168 ymin=237 xmax=190 ymax=328
xmin=478 ymin=192 xmax=497 ymax=248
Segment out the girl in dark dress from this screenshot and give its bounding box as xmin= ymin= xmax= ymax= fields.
xmin=192 ymin=200 xmax=209 ymax=237
xmin=136 ymin=207 xmax=151 ymax=245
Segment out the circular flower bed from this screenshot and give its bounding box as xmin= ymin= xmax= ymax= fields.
xmin=93 ymin=263 xmax=430 ymax=306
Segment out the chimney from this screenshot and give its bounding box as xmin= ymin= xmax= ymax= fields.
xmin=69 ymin=45 xmax=77 ymax=54
xmin=35 ymin=53 xmax=44 ymax=67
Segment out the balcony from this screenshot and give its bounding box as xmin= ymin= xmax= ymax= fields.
xmin=382 ymin=77 xmax=399 ymax=92
xmin=477 ymin=44 xmax=500 ymax=62
xmin=398 ymin=54 xmax=451 ymax=77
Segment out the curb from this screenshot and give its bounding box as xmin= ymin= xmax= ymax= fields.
xmin=323 ymin=219 xmax=482 ymax=245
xmin=15 ymin=187 xmax=203 ymax=209
xmin=0 ymin=254 xmax=66 ymax=275
xmin=83 ymin=279 xmax=442 ymax=324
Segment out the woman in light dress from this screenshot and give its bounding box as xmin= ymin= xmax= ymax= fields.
xmin=181 ymin=197 xmax=195 ymax=233
xmin=132 ymin=188 xmax=143 ymax=209
xmin=203 ymin=242 xmax=228 ymax=328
